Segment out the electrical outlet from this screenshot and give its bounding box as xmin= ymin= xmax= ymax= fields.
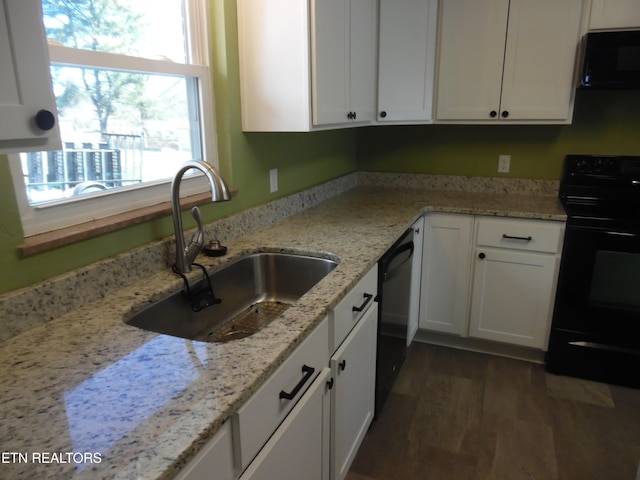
xmin=498 ymin=155 xmax=511 ymax=173
xmin=269 ymin=168 xmax=278 ymax=193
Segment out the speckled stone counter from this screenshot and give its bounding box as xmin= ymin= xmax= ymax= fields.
xmin=0 ymin=180 xmax=566 ymax=480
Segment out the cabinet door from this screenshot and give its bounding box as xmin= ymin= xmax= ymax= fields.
xmin=0 ymin=0 xmax=60 ymax=152
xmin=312 ymin=0 xmax=376 ymax=126
xmin=408 ymin=217 xmax=424 ymax=345
xmin=237 ymin=0 xmax=312 ymax=132
xmin=436 ymin=0 xmax=509 ymax=120
xmin=420 ymin=214 xmax=473 ymax=335
xmin=331 ymin=303 xmax=378 ymax=480
xmin=377 ymin=0 xmax=438 ymax=122
xmin=176 ymin=422 xmax=235 ymax=480
xmin=500 ymin=0 xmax=584 ymax=121
xmin=589 ymin=0 xmax=640 ymax=30
xmin=469 ymin=248 xmax=557 ymax=349
xmin=348 ymin=0 xmax=377 ymax=123
xmin=240 ymin=368 xmax=331 ymax=480
xmin=312 ymin=0 xmax=349 ymax=125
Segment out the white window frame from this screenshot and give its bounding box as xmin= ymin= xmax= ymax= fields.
xmin=8 ymin=0 xmax=219 ymax=237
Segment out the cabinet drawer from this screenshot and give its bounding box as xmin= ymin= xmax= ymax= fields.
xmin=476 ymin=217 xmax=563 ymax=254
xmin=239 ymin=368 xmax=331 ymax=480
xmin=233 ymin=317 xmax=329 ymax=471
xmin=331 ymin=265 xmax=378 ymax=351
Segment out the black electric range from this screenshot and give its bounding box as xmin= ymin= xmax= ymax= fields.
xmin=546 ymin=155 xmax=640 ymax=388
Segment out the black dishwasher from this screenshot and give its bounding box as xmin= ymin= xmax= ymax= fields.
xmin=375 ymin=227 xmax=415 ymax=418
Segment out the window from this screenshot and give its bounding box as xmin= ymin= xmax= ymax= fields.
xmin=9 ymin=0 xmax=217 ymax=236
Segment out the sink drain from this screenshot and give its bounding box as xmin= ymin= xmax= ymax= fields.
xmin=206 ymin=300 xmax=291 ymax=342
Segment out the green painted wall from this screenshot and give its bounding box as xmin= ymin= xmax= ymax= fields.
xmin=0 ymin=0 xmax=356 ymax=296
xmin=357 ymin=90 xmax=640 ymax=179
xmin=2 ymin=1 xmax=640 ymax=297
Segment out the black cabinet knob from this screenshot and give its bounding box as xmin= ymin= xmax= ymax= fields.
xmin=490 ymin=110 xmax=497 ymax=118
xmin=501 ymin=110 xmax=509 ymax=118
xmin=339 ymin=359 xmax=346 ymax=371
xmin=35 ymin=109 xmax=56 ymax=131
xmin=380 ymin=111 xmax=387 ymax=118
xmin=478 ymin=252 xmax=486 ymax=259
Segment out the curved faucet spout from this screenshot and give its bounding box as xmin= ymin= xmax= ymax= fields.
xmin=171 ymin=160 xmax=231 ymax=273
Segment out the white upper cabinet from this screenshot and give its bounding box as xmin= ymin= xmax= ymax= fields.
xmin=589 ymin=0 xmax=640 ymax=30
xmin=237 ymin=0 xmax=376 ymax=132
xmin=436 ymin=0 xmax=508 ymax=122
xmin=312 ymin=1 xmax=350 ymax=126
xmin=237 ymin=0 xmax=311 ymax=132
xmin=0 ymin=0 xmax=61 ymax=153
xmin=436 ymin=0 xmax=586 ymax=124
xmin=376 ymin=0 xmax=438 ymax=123
xmin=312 ymin=0 xmax=377 ymax=126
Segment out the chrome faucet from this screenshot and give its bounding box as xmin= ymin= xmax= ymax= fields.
xmin=171 ymin=160 xmax=231 ymax=274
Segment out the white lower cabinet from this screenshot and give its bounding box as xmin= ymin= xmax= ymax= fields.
xmin=469 ymin=217 xmax=563 ymax=349
xmin=177 ymin=265 xmax=379 ymax=480
xmin=232 ymin=318 xmax=329 ymax=471
xmin=175 ymin=421 xmax=235 ymax=480
xmin=408 ymin=217 xmax=425 ymax=345
xmin=419 ymin=213 xmax=473 ymax=335
xmin=239 ymin=368 xmax=332 ymax=480
xmin=469 ymin=248 xmax=558 ymax=348
xmin=331 ymin=302 xmax=378 ymax=480
xmin=419 ymin=213 xmax=564 ymax=351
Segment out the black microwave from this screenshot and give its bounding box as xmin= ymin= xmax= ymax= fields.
xmin=581 ymin=30 xmax=640 ymax=89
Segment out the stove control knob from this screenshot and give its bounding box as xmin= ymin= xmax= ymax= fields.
xmin=594 ymin=158 xmax=604 ymax=172
xmin=573 ymin=157 xmax=590 ymax=174
xmin=593 ymin=157 xmax=614 ymax=174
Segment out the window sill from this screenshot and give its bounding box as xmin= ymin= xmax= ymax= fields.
xmin=19 ymin=190 xmax=238 ymax=257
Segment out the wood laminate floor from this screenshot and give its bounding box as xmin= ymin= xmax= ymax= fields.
xmin=347 ymin=342 xmax=640 ymax=480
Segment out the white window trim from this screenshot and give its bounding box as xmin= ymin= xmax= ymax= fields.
xmin=9 ymin=0 xmax=219 ymax=238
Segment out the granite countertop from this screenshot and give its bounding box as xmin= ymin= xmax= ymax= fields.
xmin=0 ymin=186 xmax=565 ymax=480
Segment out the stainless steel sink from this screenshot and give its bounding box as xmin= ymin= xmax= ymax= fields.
xmin=125 ymin=252 xmax=338 ymax=342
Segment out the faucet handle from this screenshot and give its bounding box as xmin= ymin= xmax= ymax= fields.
xmin=184 ymin=206 xmax=205 ymax=266
xmin=189 ymin=206 xmax=204 ymax=247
